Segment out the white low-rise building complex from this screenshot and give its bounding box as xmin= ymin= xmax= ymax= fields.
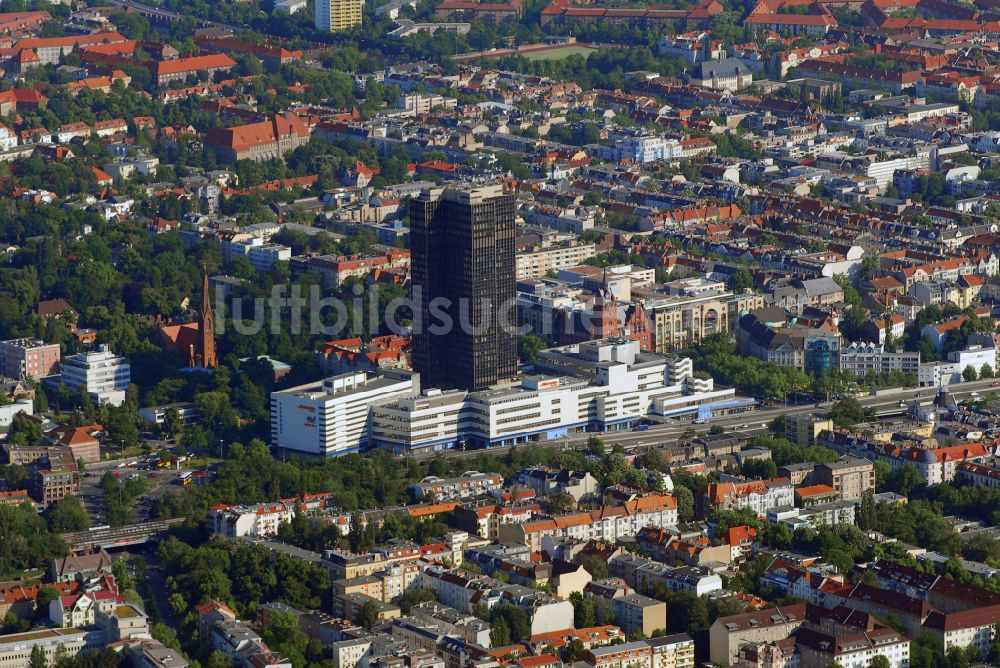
xmin=58 ymin=344 xmax=130 ymax=406
xmin=270 ymin=370 xmax=419 ymax=457
xmin=372 ymin=339 xmax=749 ymax=453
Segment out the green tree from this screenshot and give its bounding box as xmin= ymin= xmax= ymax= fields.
xmin=571 ymin=592 xmax=596 ymax=628
xmin=206 ymin=652 xmax=232 ymax=668
xmin=35 ymin=586 xmax=60 ymax=617
xmin=981 ymin=363 xmax=994 ymax=379
xmin=963 ymin=365 xmax=978 ymax=382
xmin=868 ymin=654 xmax=891 ymax=668
xmin=8 ymin=413 xmax=41 ymax=446
xmin=490 ymin=615 xmax=512 ymax=647
xmin=45 ymin=495 xmax=90 ymax=533
xmin=357 ymin=600 xmax=380 ymax=629
xmin=831 ymin=397 xmax=866 ymax=428
xmin=517 ymin=334 xmax=546 ymax=364
xmin=587 ymin=436 xmax=605 ymax=457
xmin=674 ymin=485 xmax=695 ymax=523
xmin=581 ymin=555 xmax=608 ymax=579
xmin=857 ymin=490 xmax=877 ymax=531
xmin=29 ymin=645 xmax=46 ymax=668
xmin=726 ymin=269 xmax=754 ymax=293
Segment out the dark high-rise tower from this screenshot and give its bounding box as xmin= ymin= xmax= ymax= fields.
xmin=411 ymin=185 xmax=516 ymax=391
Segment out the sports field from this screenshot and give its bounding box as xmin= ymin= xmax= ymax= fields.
xmin=518 ymin=44 xmax=598 ymax=60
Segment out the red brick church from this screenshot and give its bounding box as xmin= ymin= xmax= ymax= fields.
xmin=153 ymin=270 xmax=218 ymax=368
xmin=555 ymin=282 xmax=653 ymax=350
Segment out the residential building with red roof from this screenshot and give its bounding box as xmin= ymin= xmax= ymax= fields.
xmin=43 ymin=424 xmax=102 ymax=463
xmin=194 ymin=35 xmax=302 ymax=71
xmin=698 ymin=477 xmax=794 ymax=518
xmin=796 ymin=59 xmax=922 ymax=92
xmin=435 ymin=0 xmax=523 ymax=22
xmin=497 ymin=493 xmax=678 ymax=552
xmin=0 ymin=10 xmax=51 ymax=38
xmin=148 ymin=53 xmax=236 ymax=88
xmin=745 ymin=10 xmax=838 ymax=34
xmin=540 ymin=0 xmax=721 ymax=26
xmin=919 ymin=315 xmax=968 ymax=352
xmin=204 ymin=112 xmax=309 ymax=162
xmin=0 ymin=581 xmax=77 ymax=620
xmin=302 ymin=249 xmax=410 ymax=290
xmin=317 ymin=334 xmax=411 ymax=375
xmin=49 ymin=575 xmax=121 ymax=628
xmin=14 ymin=32 xmax=128 ymax=65
xmin=10 ymin=47 xmax=39 ymax=73
xmin=0 ymin=88 xmax=46 ymax=115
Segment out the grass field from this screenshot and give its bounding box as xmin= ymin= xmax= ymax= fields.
xmin=519 ymin=45 xmax=598 ymax=61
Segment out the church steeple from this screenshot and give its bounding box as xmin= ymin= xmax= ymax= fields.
xmin=591 ymin=268 xmax=620 ymax=339
xmin=199 ymin=268 xmax=217 ymax=369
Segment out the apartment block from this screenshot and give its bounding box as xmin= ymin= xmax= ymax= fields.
xmin=815 ymin=456 xmax=875 ymax=501
xmin=0 ymin=338 xmax=60 ymax=380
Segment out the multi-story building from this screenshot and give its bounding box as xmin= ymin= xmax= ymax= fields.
xmin=205 ymin=113 xmax=310 ymax=163
xmin=639 ymin=288 xmax=764 ymax=353
xmin=410 ymin=185 xmax=517 ymax=392
xmin=211 ymin=501 xmax=297 ymax=538
xmin=608 ymin=554 xmax=722 ymax=598
xmin=646 ymin=634 xmax=695 ymax=668
xmin=4 ymin=445 xmax=81 ymax=506
xmin=315 ymin=0 xmax=363 ymax=31
xmin=815 ymin=456 xmax=874 ymax=501
xmin=408 ymin=472 xmax=503 ymax=501
xmin=784 ymin=413 xmax=834 ymax=447
xmin=148 ymin=53 xmax=236 ymax=88
xmin=736 ymin=307 xmax=842 ymax=373
xmin=498 ymin=494 xmax=678 ymax=552
xmin=0 ymin=628 xmax=104 ymax=668
xmin=0 ymin=338 xmax=60 ymax=380
xmin=304 ymin=251 xmax=411 ymax=290
xmin=49 ymin=578 xmax=121 ymax=628
xmin=229 ymin=239 xmax=292 ymax=272
xmin=697 ymin=478 xmax=794 ymax=519
xmin=434 ymin=0 xmax=520 ymax=22
xmin=59 ymin=345 xmax=130 ymax=406
xmin=795 ymin=606 xmax=910 ymax=668
xmin=516 ymin=240 xmax=596 ymax=280
xmin=586 ymin=640 xmax=654 ymax=668
xmin=820 ymin=432 xmax=990 ymax=486
xmin=409 ymin=601 xmax=491 ymax=646
xmin=708 ymin=604 xmax=807 ymax=666
xmin=373 ymin=340 xmax=744 ymax=452
xmin=612 ymin=593 xmax=666 ymax=636
xmin=14 ymin=33 xmax=129 ymax=65
xmin=957 ymin=457 xmax=1000 ymax=489
xmin=270 ymin=370 xmax=419 ymax=457
xmin=866 ymin=558 xmax=1000 ymax=657
xmin=598 ymin=131 xmax=678 ymax=164
xmin=131 ymin=641 xmax=190 ymax=668
xmin=43 ymin=424 xmax=101 ymax=464
xmin=515 ymin=468 xmax=599 ymax=502
xmin=839 ymin=343 xmax=920 ymax=376
xmin=683 ymin=58 xmax=753 ymax=91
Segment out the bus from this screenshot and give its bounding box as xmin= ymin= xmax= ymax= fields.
xmin=177 ymin=471 xmax=193 ymax=486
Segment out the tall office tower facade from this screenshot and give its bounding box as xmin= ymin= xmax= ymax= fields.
xmin=314 ymin=0 xmax=362 ymax=32
xmin=411 ymin=185 xmax=517 ymax=391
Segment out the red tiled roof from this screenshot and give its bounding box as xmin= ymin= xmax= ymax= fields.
xmin=204 ymin=113 xmax=308 ymax=152
xmin=150 ymin=53 xmax=236 ymax=77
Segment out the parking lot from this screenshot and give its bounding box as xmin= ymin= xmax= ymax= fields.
xmin=79 ymin=455 xmax=194 ymax=523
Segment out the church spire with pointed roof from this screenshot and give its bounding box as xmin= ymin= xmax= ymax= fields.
xmin=199 ymin=268 xmax=217 ymax=369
